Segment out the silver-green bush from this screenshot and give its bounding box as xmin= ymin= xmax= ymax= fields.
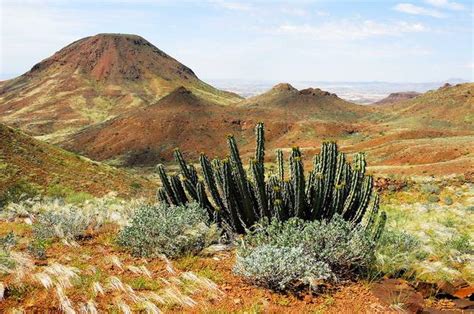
xmin=0 ymin=233 xmax=17 ymax=272
xmin=117 ymin=202 xmax=220 ymax=258
xmin=234 ymin=215 xmax=377 ymax=289
xmin=33 ymin=209 xmax=90 ymax=241
xmin=234 ymin=245 xmax=333 ymax=290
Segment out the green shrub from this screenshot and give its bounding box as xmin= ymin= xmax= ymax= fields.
xmin=234 ymin=245 xmax=333 ymax=290
xmin=130 ymin=182 xmax=142 ymax=191
xmin=443 ymin=196 xmax=453 ymax=205
xmin=446 ymin=234 xmax=472 ymax=254
xmin=374 ymin=230 xmax=424 ymax=278
xmin=46 ymin=184 xmax=75 ymax=198
xmin=0 ymin=180 xmax=40 ymax=208
xmin=157 ymin=123 xmax=385 ymax=235
xmin=33 ymin=208 xmax=90 ymax=241
xmin=421 ymin=184 xmax=441 ymax=195
xmin=43 ymin=184 xmax=94 ymax=204
xmin=0 ymin=232 xmax=17 ymax=272
xmin=234 ymin=215 xmax=381 ymax=289
xmin=117 ymin=202 xmax=220 ymax=258
xmin=427 ymin=195 xmax=440 ymax=203
xmin=27 ymin=239 xmax=50 ymax=260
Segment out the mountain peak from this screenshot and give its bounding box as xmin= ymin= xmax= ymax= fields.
xmin=299 ymin=87 xmax=336 ymax=97
xmin=27 ymin=33 xmax=196 ymax=82
xmin=271 ymin=83 xmax=297 ymax=92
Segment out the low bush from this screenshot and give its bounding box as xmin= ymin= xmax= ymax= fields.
xmin=117 ymin=202 xmax=220 ymax=258
xmin=443 ymin=196 xmax=453 ymax=205
xmin=33 ymin=208 xmax=90 ymax=241
xmin=27 ymin=239 xmax=49 ymax=260
xmin=0 ymin=180 xmax=40 ymax=209
xmin=234 ymin=215 xmax=381 ymax=289
xmin=234 ymin=245 xmax=333 ymax=290
xmin=0 ymin=232 xmax=17 ymax=272
xmin=421 ymin=183 xmax=441 ymax=195
xmin=427 ymin=195 xmax=440 ymax=203
xmin=374 ymin=230 xmax=424 ymax=278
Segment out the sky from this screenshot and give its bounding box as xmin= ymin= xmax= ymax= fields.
xmin=0 ymin=0 xmax=473 ymax=82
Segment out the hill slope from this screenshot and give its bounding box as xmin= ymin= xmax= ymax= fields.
xmin=0 ymin=33 xmax=241 ymax=141
xmin=241 ymin=83 xmax=372 ymax=121
xmin=373 ymin=91 xmax=421 ymax=105
xmin=62 ymin=85 xmax=374 ymax=166
xmin=62 ymin=87 xmax=246 ymax=166
xmin=375 ymin=83 xmax=474 ymax=130
xmin=0 ymin=123 xmax=153 ymax=201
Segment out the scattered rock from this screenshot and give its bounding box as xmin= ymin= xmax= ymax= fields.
xmin=436 ymin=280 xmax=456 ymax=298
xmin=371 ymin=278 xmax=424 ymax=313
xmin=453 ymin=299 xmax=474 ymax=310
xmin=415 ymin=282 xmax=437 ymax=298
xmin=439 ymin=83 xmax=452 ymax=90
xmin=200 ymin=244 xmax=233 ymax=256
xmin=453 ymin=286 xmax=474 ymax=299
xmin=303 ymin=294 xmax=313 ymax=304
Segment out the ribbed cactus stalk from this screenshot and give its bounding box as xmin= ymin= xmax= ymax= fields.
xmin=276 ymin=149 xmax=284 ymax=181
xmin=200 ymin=154 xmax=225 ymax=211
xmin=227 ymin=135 xmax=255 ymax=225
xmin=156 ymin=164 xmax=177 ymax=205
xmin=255 ymin=122 xmax=265 ymax=165
xmin=157 ymin=187 xmax=169 ymax=205
xmin=170 ymin=175 xmax=187 ymax=205
xmin=156 ymin=123 xmax=386 ymax=236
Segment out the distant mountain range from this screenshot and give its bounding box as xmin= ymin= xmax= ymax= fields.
xmin=209 ymin=79 xmax=471 ymax=104
xmin=0 ymin=33 xmax=472 ymax=176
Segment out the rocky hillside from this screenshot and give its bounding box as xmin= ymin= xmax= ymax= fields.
xmin=241 ymin=83 xmax=372 ymax=121
xmin=62 ymin=87 xmax=246 ymax=166
xmin=376 ymin=83 xmax=474 ymax=130
xmin=62 ymin=85 xmax=370 ymax=166
xmin=0 ymin=123 xmax=154 ymax=200
xmin=0 ymin=34 xmax=241 ymax=142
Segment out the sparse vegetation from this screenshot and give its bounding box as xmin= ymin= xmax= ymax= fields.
xmin=234 ymin=215 xmax=382 ymax=290
xmin=0 ymin=180 xmax=40 ymax=209
xmin=117 ymin=202 xmax=220 ymax=258
xmin=376 ymin=180 xmax=474 ymax=283
xmin=0 ymin=233 xmax=17 ymax=272
xmin=234 ymin=245 xmax=333 ymax=290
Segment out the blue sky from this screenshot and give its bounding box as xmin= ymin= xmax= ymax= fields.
xmin=1 ymin=0 xmax=472 ymax=82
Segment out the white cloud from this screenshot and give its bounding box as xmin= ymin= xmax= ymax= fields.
xmin=210 ymin=0 xmax=254 ymax=12
xmin=280 ymin=7 xmax=308 ymax=17
xmin=425 ymin=0 xmax=465 ymax=10
xmin=276 ymin=20 xmax=427 ymax=40
xmin=315 ymin=10 xmax=330 ymax=17
xmin=394 ymin=3 xmax=445 ymax=17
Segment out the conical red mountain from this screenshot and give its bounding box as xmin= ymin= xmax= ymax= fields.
xmin=0 ymin=33 xmax=241 ymax=141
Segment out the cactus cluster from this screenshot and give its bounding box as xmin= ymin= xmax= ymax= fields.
xmin=157 ymin=123 xmax=386 ymax=236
